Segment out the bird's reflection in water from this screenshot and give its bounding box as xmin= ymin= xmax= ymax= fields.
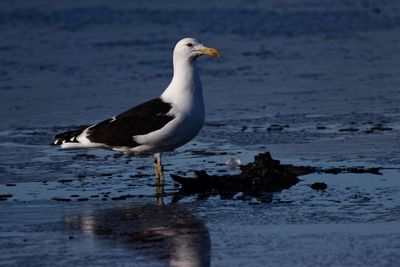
xmin=65 ymin=203 xmax=210 ymax=267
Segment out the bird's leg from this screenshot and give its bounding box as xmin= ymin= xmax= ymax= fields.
xmin=154 ymin=153 xmax=164 ymax=205
xmin=153 ymin=153 xmax=164 ymax=184
xmin=153 ymin=153 xmax=163 ymax=181
xmin=156 ymin=181 xmax=164 ymax=206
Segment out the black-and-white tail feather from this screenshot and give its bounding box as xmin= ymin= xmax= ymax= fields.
xmin=54 ymin=126 xmax=88 ymax=145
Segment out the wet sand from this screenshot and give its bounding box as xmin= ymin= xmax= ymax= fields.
xmin=1 ymin=0 xmax=400 ymax=266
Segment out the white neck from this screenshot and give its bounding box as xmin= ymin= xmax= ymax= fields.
xmin=161 ymin=56 xmax=204 ymax=112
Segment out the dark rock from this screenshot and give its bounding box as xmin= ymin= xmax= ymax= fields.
xmin=111 ymin=194 xmax=134 ymax=201
xmin=364 ymin=124 xmax=393 ymax=133
xmin=310 ymin=182 xmax=328 ymax=191
xmin=58 ymin=179 xmax=73 ymax=183
xmin=191 ymin=150 xmax=227 ymax=156
xmin=204 ymin=122 xmax=225 ymax=127
xmin=72 ymin=153 xmax=96 ymax=160
xmin=346 ymin=167 xmax=382 ymax=175
xmin=339 ymin=127 xmax=359 ymax=132
xmin=323 ymin=168 xmax=342 ymax=175
xmin=323 ymin=167 xmax=382 ymax=175
xmin=52 ymin=197 xmax=71 ymax=202
xmin=267 ymin=124 xmax=289 ymax=132
xmin=0 ymin=194 xmax=13 ymax=201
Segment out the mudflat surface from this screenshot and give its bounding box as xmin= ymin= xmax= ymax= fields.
xmin=1 ymin=0 xmax=400 ymax=266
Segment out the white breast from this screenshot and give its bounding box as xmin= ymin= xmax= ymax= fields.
xmin=131 ymin=56 xmax=205 ymax=154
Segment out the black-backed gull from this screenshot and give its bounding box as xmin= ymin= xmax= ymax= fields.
xmin=53 ymin=38 xmax=220 ymax=183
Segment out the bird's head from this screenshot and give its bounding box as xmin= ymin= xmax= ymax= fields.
xmin=173 ymin=38 xmax=220 ymax=62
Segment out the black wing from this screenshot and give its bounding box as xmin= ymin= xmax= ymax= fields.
xmin=87 ymin=98 xmax=174 ymax=147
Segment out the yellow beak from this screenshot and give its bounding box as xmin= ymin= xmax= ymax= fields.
xmin=200 ymin=47 xmax=221 ymax=58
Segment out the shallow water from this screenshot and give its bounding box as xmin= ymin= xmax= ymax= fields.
xmin=1 ymin=0 xmax=400 ymax=266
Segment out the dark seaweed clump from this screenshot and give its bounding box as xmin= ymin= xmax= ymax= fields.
xmin=172 ymin=152 xmax=315 ymax=200
xmin=172 ymin=152 xmax=382 ymax=202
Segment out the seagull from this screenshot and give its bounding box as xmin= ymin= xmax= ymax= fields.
xmin=53 ymin=37 xmax=220 ymax=183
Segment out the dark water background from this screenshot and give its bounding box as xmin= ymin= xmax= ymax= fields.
xmin=1 ymin=0 xmax=400 ymax=266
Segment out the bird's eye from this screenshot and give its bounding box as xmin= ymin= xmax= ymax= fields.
xmin=186 ymin=43 xmax=193 ymax=47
